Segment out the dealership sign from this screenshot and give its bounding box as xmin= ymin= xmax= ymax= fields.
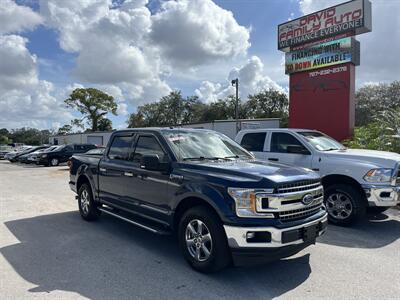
xmin=278 ymin=0 xmax=371 ymax=51
xmin=285 ymin=37 xmax=360 ymax=74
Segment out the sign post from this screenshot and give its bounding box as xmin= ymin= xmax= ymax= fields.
xmin=278 ymin=0 xmax=372 ymax=141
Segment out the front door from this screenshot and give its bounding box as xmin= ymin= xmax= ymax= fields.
xmin=126 ymin=134 xmax=171 ymax=223
xmin=267 ymin=132 xmax=313 ymax=168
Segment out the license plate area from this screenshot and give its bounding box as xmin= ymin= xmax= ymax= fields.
xmin=302 ymin=223 xmax=318 ymax=242
xmin=282 ymin=222 xmax=323 ymax=244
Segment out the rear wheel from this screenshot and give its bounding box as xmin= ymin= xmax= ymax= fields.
xmin=50 ymin=158 xmax=59 ymax=166
xmin=324 ymin=184 xmax=366 ymax=226
xmin=178 ymin=206 xmax=231 ymax=273
xmin=78 ymin=183 xmax=101 ymax=221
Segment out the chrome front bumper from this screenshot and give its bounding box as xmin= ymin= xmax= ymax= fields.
xmin=363 ymin=184 xmax=400 ymax=207
xmin=224 ymin=213 xmax=327 ymax=249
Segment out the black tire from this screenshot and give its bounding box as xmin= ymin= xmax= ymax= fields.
xmin=324 ymin=184 xmax=366 ymax=226
xmin=78 ymin=183 xmax=101 ymax=221
xmin=367 ymin=207 xmax=389 ymax=215
xmin=50 ymin=158 xmax=59 ymax=167
xmin=178 ymin=206 xmax=231 ymax=273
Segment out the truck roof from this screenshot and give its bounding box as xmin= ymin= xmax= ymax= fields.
xmin=238 ymin=128 xmax=320 ymax=133
xmin=112 ymin=127 xmax=219 ymax=134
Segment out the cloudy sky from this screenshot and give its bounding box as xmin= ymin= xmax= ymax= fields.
xmin=0 ymin=0 xmax=399 ymax=130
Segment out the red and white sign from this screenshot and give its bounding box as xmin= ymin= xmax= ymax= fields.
xmin=278 ymin=0 xmax=371 ymax=51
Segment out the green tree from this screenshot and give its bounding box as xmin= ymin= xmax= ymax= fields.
xmin=127 ymin=112 xmax=146 ymax=128
xmin=57 ymin=124 xmax=73 ymax=135
xmin=8 ymin=128 xmax=43 ymax=145
xmin=198 ymin=96 xmax=240 ymax=121
xmin=346 ymin=108 xmax=400 ymax=153
xmin=65 ymin=88 xmax=117 ymax=131
xmin=356 ymin=81 xmax=400 ymax=126
xmin=0 ymin=128 xmax=10 ymax=144
xmin=128 ymin=91 xmax=208 ymax=127
xmin=244 ymin=89 xmax=289 ymax=126
xmin=0 ymin=135 xmax=9 ymax=144
xmin=98 ymin=118 xmax=113 ymax=131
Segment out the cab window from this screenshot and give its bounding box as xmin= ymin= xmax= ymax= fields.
xmin=270 ymin=132 xmax=308 ymax=153
xmin=240 ymin=132 xmax=266 ymax=152
xmin=108 ymin=136 xmax=133 ymax=160
xmin=132 ymin=135 xmax=166 ymax=163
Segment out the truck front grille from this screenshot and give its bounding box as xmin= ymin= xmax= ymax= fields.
xmin=278 ymin=203 xmax=322 ymax=222
xmin=257 ymin=179 xmax=325 ymax=222
xmin=276 ymin=179 xmax=321 ymax=194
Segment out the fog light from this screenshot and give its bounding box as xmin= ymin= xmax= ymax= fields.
xmin=246 ymin=232 xmax=255 ymax=239
xmin=246 ymin=231 xmax=271 ymax=243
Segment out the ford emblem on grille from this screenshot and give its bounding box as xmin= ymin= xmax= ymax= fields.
xmin=302 ymin=194 xmax=314 ymax=205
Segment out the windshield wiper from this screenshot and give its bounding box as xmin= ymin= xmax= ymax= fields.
xmin=323 ymin=148 xmax=345 ymax=151
xmin=223 ymin=155 xmax=240 ymax=159
xmin=183 ymin=156 xmax=231 ymax=161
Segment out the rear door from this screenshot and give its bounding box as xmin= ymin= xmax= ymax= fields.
xmin=98 ymin=133 xmax=136 ymax=209
xmin=60 ymin=145 xmax=74 ymax=163
xmin=238 ymin=131 xmax=268 ymax=160
xmin=266 ymin=132 xmax=312 ymax=168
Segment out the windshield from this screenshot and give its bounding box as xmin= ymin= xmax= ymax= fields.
xmin=162 ymin=130 xmax=253 ymax=161
xmin=299 ymin=131 xmax=346 ymax=151
xmin=86 ymin=148 xmax=104 ymax=155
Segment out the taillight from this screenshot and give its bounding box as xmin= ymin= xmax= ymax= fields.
xmin=67 ymin=159 xmax=72 ymax=171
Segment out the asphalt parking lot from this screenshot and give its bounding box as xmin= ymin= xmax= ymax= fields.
xmin=0 ymin=160 xmax=399 ymax=299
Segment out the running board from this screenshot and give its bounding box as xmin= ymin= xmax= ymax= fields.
xmin=98 ymin=207 xmax=170 ymax=235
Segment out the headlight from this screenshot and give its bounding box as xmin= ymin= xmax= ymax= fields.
xmin=363 ymin=168 xmax=393 ymax=183
xmin=227 ymin=188 xmax=274 ymax=217
xmin=41 ymin=154 xmax=47 ymax=158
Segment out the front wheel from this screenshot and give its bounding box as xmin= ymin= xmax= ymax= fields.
xmin=50 ymin=158 xmax=59 ymax=166
xmin=178 ymin=206 xmax=231 ymax=273
xmin=324 ymin=184 xmax=366 ymax=226
xmin=78 ymin=183 xmax=101 ymax=221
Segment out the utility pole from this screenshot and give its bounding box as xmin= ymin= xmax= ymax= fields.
xmin=231 ymin=78 xmax=239 ymax=134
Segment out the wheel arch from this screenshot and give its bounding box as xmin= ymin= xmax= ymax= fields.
xmin=76 ymin=174 xmax=90 ymax=192
xmin=322 ymin=174 xmax=366 ymax=201
xmin=173 ymin=196 xmax=223 ymax=232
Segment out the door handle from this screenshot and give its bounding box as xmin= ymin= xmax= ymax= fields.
xmin=99 ymin=168 xmax=107 ymax=172
xmin=268 ymin=158 xmax=279 ymax=162
xmin=124 ymin=172 xmax=134 ymax=177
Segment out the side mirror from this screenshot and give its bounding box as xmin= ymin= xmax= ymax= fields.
xmin=140 ymin=154 xmax=161 ymax=171
xmin=287 ymin=145 xmax=310 ymax=155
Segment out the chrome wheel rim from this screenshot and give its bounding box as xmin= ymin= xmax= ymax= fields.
xmin=185 ymin=219 xmax=212 ymax=262
xmin=80 ymin=189 xmax=90 ymax=215
xmin=326 ymin=192 xmax=353 ymax=220
xmin=51 ymin=158 xmax=58 ymax=166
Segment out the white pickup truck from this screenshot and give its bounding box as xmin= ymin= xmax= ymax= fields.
xmin=235 ymin=128 xmax=400 ymax=225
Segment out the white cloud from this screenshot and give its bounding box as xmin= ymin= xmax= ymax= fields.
xmin=298 ymin=0 xmax=341 ymax=15
xmin=195 ymin=56 xmax=284 ymax=103
xmin=0 ymin=80 xmax=73 ymax=129
xmin=0 ymin=35 xmax=38 ymax=93
xmin=150 ymin=0 xmax=251 ymax=67
xmin=0 ymin=0 xmax=42 ymax=34
xmin=39 ymin=0 xmax=171 ymax=103
xmin=39 ymin=0 xmax=251 ymax=104
xmin=0 ymin=34 xmax=71 ymax=129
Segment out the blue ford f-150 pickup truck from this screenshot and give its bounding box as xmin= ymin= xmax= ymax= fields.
xmin=69 ymin=128 xmax=327 ymax=272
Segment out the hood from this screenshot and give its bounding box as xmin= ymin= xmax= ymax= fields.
xmin=178 ymin=159 xmax=319 ymax=184
xmin=324 ymin=149 xmax=400 ymax=168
